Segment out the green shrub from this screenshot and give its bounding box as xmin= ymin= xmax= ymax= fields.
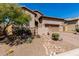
xmin=52 ymin=33 xmax=60 ymax=41
xmin=0 ymin=27 xmax=33 ymax=46
xmin=76 ymin=28 xmax=79 ymax=32
xmin=26 ymin=37 xmax=32 ymax=43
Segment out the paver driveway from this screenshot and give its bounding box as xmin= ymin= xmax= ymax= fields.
xmin=42 ymin=32 xmax=79 ymax=55
xmin=60 ymin=32 xmax=79 ymax=47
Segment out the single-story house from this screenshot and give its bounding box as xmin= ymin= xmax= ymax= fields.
xmin=22 ymin=7 xmax=79 ymax=36
xmin=22 ymin=7 xmax=65 ymax=36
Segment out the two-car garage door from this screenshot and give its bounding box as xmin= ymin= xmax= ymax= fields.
xmin=45 ymin=24 xmax=59 ymax=32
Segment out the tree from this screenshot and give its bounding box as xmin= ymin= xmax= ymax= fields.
xmin=0 ymin=4 xmax=32 ymax=45
xmin=0 ymin=3 xmax=31 ymax=35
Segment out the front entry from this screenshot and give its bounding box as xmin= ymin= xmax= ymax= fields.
xmin=35 ymin=21 xmax=38 ymax=36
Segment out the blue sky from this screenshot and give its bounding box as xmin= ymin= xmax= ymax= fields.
xmin=20 ymin=3 xmax=79 ymax=19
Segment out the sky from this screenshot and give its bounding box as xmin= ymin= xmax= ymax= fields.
xmin=20 ymin=3 xmax=79 ymax=19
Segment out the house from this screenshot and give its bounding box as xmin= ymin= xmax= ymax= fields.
xmin=22 ymin=7 xmax=65 ymax=36
xmin=22 ymin=7 xmax=79 ymax=36
xmin=64 ymin=18 xmax=79 ymax=32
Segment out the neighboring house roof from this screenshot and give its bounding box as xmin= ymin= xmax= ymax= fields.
xmin=66 ymin=19 xmax=79 ymax=22
xmin=65 ymin=17 xmax=79 ymax=21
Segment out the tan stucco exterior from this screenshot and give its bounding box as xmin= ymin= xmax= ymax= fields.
xmin=65 ymin=24 xmax=76 ymax=32
xmin=22 ymin=7 xmax=79 ymax=36
xmin=36 ymin=16 xmax=64 ymax=36
xmin=64 ymin=19 xmax=79 ymax=32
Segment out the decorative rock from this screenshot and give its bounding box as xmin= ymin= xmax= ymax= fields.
xmin=6 ymin=49 xmax=14 ymax=55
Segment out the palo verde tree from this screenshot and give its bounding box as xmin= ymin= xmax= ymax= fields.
xmin=0 ymin=4 xmax=32 ymax=45
xmin=0 ymin=4 xmax=31 ymax=33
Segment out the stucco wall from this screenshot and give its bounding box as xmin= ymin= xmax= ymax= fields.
xmin=38 ymin=19 xmax=64 ymax=35
xmin=38 ymin=27 xmax=49 ymax=36
xmin=65 ymin=24 xmax=76 ymax=32
xmin=24 ymin=10 xmax=35 ymax=28
xmin=65 ymin=20 xmax=78 ymax=32
xmin=24 ymin=10 xmax=36 ymax=36
xmin=77 ymin=20 xmax=79 ymax=25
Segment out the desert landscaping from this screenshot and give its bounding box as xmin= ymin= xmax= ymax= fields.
xmin=0 ymin=32 xmax=79 ymax=56
xmin=0 ymin=3 xmax=79 ymax=56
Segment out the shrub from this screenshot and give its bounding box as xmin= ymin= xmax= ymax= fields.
xmin=26 ymin=37 xmax=32 ymax=43
xmin=0 ymin=27 xmax=33 ymax=46
xmin=13 ymin=27 xmax=32 ymax=38
xmin=13 ymin=27 xmax=33 ymax=44
xmin=52 ymin=33 xmax=60 ymax=41
xmin=76 ymin=28 xmax=79 ymax=32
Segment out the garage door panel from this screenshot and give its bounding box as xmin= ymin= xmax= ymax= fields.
xmin=45 ymin=24 xmax=59 ymax=32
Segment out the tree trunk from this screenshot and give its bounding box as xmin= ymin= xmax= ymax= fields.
xmin=3 ymin=21 xmax=13 ymax=36
xmin=3 ymin=22 xmax=9 ymax=35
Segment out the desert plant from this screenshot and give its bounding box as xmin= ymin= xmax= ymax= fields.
xmin=0 ymin=4 xmax=31 ymax=33
xmin=9 ymin=27 xmax=33 ymax=45
xmin=0 ymin=4 xmax=32 ymax=46
xmin=52 ymin=33 xmax=60 ymax=41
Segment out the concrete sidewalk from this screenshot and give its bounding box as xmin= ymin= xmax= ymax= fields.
xmin=56 ymin=48 xmax=79 ymax=56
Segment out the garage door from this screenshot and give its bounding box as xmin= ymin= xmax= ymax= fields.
xmin=45 ymin=24 xmax=59 ymax=32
